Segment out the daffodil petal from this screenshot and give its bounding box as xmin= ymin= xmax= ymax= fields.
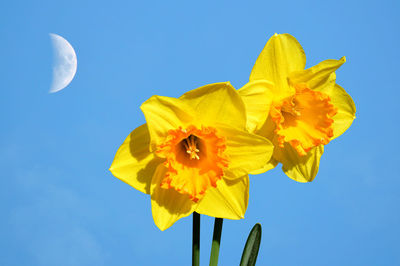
xmin=325 ymin=84 xmax=356 ymax=139
xmin=196 ymin=176 xmax=249 ymax=219
xmin=256 ymin=115 xmax=277 ymax=141
xmin=141 ymin=96 xmax=197 ymax=152
xmin=249 ymin=157 xmax=278 ymax=175
xmin=289 ymin=57 xmax=346 ymax=91
xmin=274 ymin=144 xmax=324 ymax=182
xmin=216 ymin=125 xmax=274 ymax=179
xmin=150 ymin=164 xmax=197 ymax=231
xmin=109 ymin=124 xmax=163 ymax=194
xmin=180 ymin=82 xmax=247 ymax=130
xmin=250 ymin=33 xmax=305 ymax=98
xmin=238 ymin=80 xmax=275 ymax=132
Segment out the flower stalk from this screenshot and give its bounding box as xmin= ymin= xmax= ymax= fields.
xmin=192 ymin=212 xmax=200 ymax=266
xmin=209 ymin=218 xmax=223 ymax=266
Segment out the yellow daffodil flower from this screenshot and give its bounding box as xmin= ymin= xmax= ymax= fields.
xmin=110 ymin=82 xmax=274 ymax=230
xmin=239 ymin=33 xmax=356 ymax=182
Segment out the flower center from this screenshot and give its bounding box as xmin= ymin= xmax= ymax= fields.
xmin=157 ymin=126 xmax=229 ymax=202
xmin=182 ymin=135 xmax=200 ymax=160
xmin=270 ymin=84 xmax=337 ymax=156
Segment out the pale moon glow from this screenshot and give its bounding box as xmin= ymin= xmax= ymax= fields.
xmin=49 ymin=33 xmax=77 ymax=93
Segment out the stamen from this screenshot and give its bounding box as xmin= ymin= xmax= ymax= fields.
xmin=184 ymin=135 xmax=200 ymax=160
xmin=281 ymin=97 xmax=302 ymax=116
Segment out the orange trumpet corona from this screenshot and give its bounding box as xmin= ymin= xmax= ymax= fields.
xmin=157 ymin=126 xmax=229 ymax=202
xmin=270 ymin=85 xmax=337 ymax=156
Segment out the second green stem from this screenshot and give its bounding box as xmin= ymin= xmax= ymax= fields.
xmin=209 ymin=218 xmax=223 ymax=266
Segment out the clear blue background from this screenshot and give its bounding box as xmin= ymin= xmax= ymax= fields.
xmin=1 ymin=0 xmax=399 ymax=265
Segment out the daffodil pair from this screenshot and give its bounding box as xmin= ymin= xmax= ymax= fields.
xmin=109 ymin=33 xmax=356 ymax=230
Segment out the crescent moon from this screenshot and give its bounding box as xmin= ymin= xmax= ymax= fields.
xmin=49 ymin=33 xmax=77 ymax=93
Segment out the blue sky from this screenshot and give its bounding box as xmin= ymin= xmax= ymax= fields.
xmin=1 ymin=0 xmax=399 ymax=265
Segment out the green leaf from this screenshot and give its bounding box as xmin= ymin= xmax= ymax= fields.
xmin=240 ymin=223 xmax=262 ymax=266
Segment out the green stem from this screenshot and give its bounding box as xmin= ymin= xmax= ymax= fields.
xmin=192 ymin=212 xmax=200 ymax=266
xmin=209 ymin=218 xmax=224 ymax=266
